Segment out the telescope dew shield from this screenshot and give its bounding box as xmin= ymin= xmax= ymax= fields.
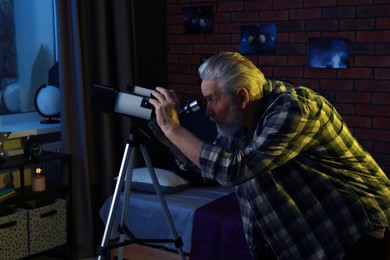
xmin=115 ymin=92 xmax=154 ymax=120
xmin=91 ymin=84 xmax=154 ymax=120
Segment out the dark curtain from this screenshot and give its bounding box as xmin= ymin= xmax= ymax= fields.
xmin=56 ymin=0 xmax=137 ymax=258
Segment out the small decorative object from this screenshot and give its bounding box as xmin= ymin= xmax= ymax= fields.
xmin=240 ymin=23 xmax=277 ymax=54
xmin=23 ymin=136 xmax=42 ymax=160
xmin=34 ymin=84 xmax=61 ymax=124
xmin=32 ymin=167 xmax=46 ymax=192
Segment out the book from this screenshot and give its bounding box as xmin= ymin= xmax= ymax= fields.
xmin=0 ymin=187 xmax=16 ymax=202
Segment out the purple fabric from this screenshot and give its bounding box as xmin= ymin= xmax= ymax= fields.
xmin=190 ymin=193 xmax=253 ymax=260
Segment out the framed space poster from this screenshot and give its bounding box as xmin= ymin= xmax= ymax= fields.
xmin=308 ymin=38 xmax=349 ymax=68
xmin=240 ymin=23 xmax=276 ymax=54
xmin=182 ymin=6 xmax=214 ymax=34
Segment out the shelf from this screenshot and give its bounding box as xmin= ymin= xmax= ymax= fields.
xmin=0 ymin=184 xmax=68 ymax=207
xmin=0 ymin=151 xmax=71 ymax=169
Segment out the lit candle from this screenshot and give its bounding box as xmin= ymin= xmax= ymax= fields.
xmin=32 ymin=167 xmax=46 ymax=192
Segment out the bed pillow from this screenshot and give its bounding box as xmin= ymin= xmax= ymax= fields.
xmin=131 ymin=167 xmax=191 ymax=194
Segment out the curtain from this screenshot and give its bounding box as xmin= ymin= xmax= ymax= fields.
xmin=56 ymin=0 xmax=136 ymax=258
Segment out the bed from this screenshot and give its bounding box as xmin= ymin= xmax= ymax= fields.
xmin=99 ymin=168 xmax=252 ymax=260
xmin=100 ymin=108 xmax=252 ymax=259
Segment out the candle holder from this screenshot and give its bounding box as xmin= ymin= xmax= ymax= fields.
xmin=32 ymin=167 xmax=46 ymax=192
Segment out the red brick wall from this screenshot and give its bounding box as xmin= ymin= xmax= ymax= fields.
xmin=166 ymin=0 xmax=390 ymax=174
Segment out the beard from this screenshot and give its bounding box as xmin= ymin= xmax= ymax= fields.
xmin=210 ymin=103 xmax=243 ymax=136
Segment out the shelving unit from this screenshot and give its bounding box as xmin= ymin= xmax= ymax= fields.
xmin=0 ymin=151 xmax=71 ymax=205
xmin=0 ymin=151 xmax=72 ymax=258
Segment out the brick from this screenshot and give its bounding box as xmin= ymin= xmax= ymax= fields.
xmin=306 ymin=20 xmax=339 ymax=31
xmin=219 ymin=23 xmax=241 ymax=33
xmin=232 ymin=12 xmax=259 ymax=22
xmin=260 ymin=10 xmax=289 ymax=21
xmin=206 ymin=34 xmax=231 ymax=44
xmin=372 ymin=93 xmax=390 ymax=105
xmin=349 ymin=43 xmax=376 ymax=55
xmin=340 ymin=19 xmax=375 ymax=30
xmin=194 ymin=44 xmax=219 ymax=54
xmin=295 ymin=79 xmax=321 ymax=90
xmin=338 ymin=68 xmax=374 ymax=79
xmin=179 ymin=55 xmax=202 ymax=65
xmin=304 ymin=68 xmax=337 ymax=79
xmin=333 ymin=103 xmax=356 ymax=115
xmin=355 ymin=80 xmax=390 ymax=91
xmin=169 ymin=44 xmax=193 ymax=54
xmin=258 ymin=56 xmax=288 ymax=66
xmin=181 ymin=35 xmax=206 ymax=44
xmin=273 ymin=0 xmax=303 ymax=9
xmin=245 ymin=0 xmax=273 ymax=11
xmin=304 ymin=0 xmax=337 ymax=7
xmin=218 ymin=2 xmax=244 ymax=12
xmin=355 ymin=129 xmax=390 ymax=142
xmin=375 ymin=68 xmax=390 ymax=79
xmin=290 ymin=8 xmax=321 ymax=20
xmin=339 ymin=0 xmax=374 ymax=5
xmin=274 ymin=67 xmax=304 ymax=78
xmin=357 ymin=5 xmax=390 ymax=17
xmin=322 ymin=6 xmax=356 ymax=19
xmin=277 ymin=43 xmax=306 ymax=54
xmin=321 ymin=31 xmax=355 ymax=41
xmin=288 ymin=55 xmax=308 ymax=66
xmin=214 ymin=13 xmax=232 ymax=23
xmin=377 ymin=43 xmax=390 ymax=55
xmin=356 ymin=104 xmax=390 ymax=116
xmin=374 ymin=141 xmax=390 ymax=153
xmin=321 ymin=79 xmax=354 ymax=90
xmin=336 ymin=91 xmax=371 ymax=103
xmin=377 ymin=17 xmax=390 ymax=29
xmin=289 ymin=32 xmax=321 ymax=42
xmin=355 ymin=56 xmax=390 ymax=67
xmin=357 ymin=31 xmax=390 ymax=42
xmin=277 ymin=20 xmax=305 ymax=32
xmin=374 ymin=118 xmax=390 ymax=129
xmin=343 ymin=115 xmax=372 ymax=128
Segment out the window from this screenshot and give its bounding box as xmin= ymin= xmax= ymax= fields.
xmin=0 ymin=0 xmax=57 ymax=115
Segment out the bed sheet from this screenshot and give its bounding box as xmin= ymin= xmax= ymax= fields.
xmin=99 ymin=185 xmax=235 ymax=253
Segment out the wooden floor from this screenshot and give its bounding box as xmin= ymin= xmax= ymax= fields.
xmin=110 ymin=243 xmax=189 ymax=260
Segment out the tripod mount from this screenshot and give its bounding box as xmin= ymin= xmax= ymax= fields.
xmin=97 ymin=121 xmax=185 ymax=259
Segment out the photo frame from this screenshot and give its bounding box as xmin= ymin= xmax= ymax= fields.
xmin=308 ymin=38 xmax=349 ymax=68
xmin=240 ymin=23 xmax=276 ymax=54
xmin=183 ymin=6 xmax=214 ymax=34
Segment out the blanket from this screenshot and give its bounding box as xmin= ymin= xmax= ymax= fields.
xmin=190 ymin=193 xmax=252 ymax=260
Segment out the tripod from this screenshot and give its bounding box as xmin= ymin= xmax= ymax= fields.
xmin=97 ymin=123 xmax=185 ymax=260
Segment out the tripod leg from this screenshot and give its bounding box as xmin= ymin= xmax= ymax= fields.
xmin=97 ymin=143 xmax=132 ymax=260
xmin=117 ymin=146 xmax=136 ymax=259
xmin=141 ymin=145 xmax=186 ymax=260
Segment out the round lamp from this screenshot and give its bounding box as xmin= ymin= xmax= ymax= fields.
xmin=34 ymin=84 xmax=61 ymax=124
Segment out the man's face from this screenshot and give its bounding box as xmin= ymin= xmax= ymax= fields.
xmin=201 ymin=80 xmax=242 ymax=135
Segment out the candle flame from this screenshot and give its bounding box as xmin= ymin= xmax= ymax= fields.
xmin=35 ymin=168 xmax=42 ymax=175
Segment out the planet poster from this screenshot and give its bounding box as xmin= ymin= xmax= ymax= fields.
xmin=240 ymin=23 xmax=276 ymax=54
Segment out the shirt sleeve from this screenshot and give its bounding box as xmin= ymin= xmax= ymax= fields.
xmin=199 ymin=92 xmax=321 ymax=186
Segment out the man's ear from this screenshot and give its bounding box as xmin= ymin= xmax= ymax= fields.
xmin=236 ymin=87 xmax=250 ymax=109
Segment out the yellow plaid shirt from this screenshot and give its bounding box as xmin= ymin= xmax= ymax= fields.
xmin=199 ymin=80 xmax=390 ymax=259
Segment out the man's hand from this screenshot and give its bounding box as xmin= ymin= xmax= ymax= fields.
xmin=149 ymin=87 xmax=205 ymax=168
xmin=149 ymin=87 xmax=181 ymax=134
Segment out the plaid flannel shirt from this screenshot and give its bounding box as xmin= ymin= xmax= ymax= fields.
xmin=199 ymin=80 xmax=390 ymax=259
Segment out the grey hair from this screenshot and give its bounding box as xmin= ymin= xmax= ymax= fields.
xmin=198 ymin=52 xmax=266 ymax=100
